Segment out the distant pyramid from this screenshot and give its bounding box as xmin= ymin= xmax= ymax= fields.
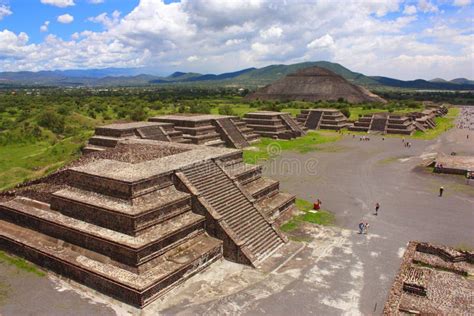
xmin=246 ymin=66 xmax=386 ymax=104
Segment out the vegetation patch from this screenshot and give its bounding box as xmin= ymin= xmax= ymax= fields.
xmin=0 ymin=251 xmax=45 ymax=277
xmin=280 ymin=198 xmax=335 ymax=234
xmin=243 ymin=131 xmax=341 ymax=164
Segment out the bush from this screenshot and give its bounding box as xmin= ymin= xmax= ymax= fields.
xmin=189 ymin=102 xmax=211 ymax=114
xmin=218 ymin=104 xmax=235 ymax=116
xmin=129 ymin=106 xmax=148 ymax=121
xmin=37 ymin=110 xmax=65 ymax=134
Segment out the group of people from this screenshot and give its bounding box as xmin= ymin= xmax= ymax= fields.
xmin=457 ymin=106 xmax=474 ymax=131
xmin=402 ymin=138 xmax=412 ymax=148
xmin=358 ymin=202 xmax=380 ymax=235
xmin=359 ymin=136 xmax=371 ymax=141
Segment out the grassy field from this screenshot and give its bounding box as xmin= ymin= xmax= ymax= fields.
xmin=243 ymin=130 xmax=341 ymax=164
xmin=280 ymin=198 xmax=335 ymax=232
xmin=0 ymin=132 xmax=92 ymax=190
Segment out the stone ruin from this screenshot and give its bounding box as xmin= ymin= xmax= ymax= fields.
xmin=349 ymin=113 xmax=416 ymax=135
xmin=84 ymin=121 xmax=190 ymax=153
xmin=384 ymin=241 xmax=474 ymax=315
xmin=149 ymin=114 xmax=259 ymax=149
xmin=296 ymin=108 xmax=350 ymax=131
xmin=429 ymin=155 xmax=474 ymax=177
xmin=0 ymin=139 xmax=296 ymax=307
xmin=242 ymin=111 xmax=306 ymax=139
xmin=84 ymin=115 xmax=260 ymax=153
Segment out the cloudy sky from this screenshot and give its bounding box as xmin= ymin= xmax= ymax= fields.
xmin=0 ymin=0 xmax=472 ymax=80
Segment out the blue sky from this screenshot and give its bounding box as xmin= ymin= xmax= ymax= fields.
xmin=0 ymin=0 xmax=473 ymax=80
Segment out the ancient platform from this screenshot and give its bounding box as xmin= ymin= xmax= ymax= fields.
xmin=0 ymin=139 xmax=295 ymax=307
xmin=349 ymin=113 xmax=416 ymax=135
xmin=297 ymin=108 xmax=350 ymax=130
xmin=84 ymin=121 xmax=190 ymax=153
xmin=384 ymin=241 xmax=474 ymax=315
xmin=245 ymin=66 xmax=386 ymax=104
xmin=243 ymin=111 xmax=306 ymax=139
xmin=430 ymin=155 xmax=474 ymax=177
xmin=150 ymin=114 xmax=259 ymax=149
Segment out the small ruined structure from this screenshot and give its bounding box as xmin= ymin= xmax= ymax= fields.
xmin=84 ymin=121 xmax=190 ymax=153
xmin=243 ymin=111 xmax=306 ymax=139
xmin=150 ymin=114 xmax=259 ymax=149
xmin=408 ymin=110 xmax=437 ymax=131
xmin=245 ymin=66 xmax=386 ymax=104
xmin=0 ymin=139 xmax=295 ymax=307
xmin=429 ymin=155 xmax=474 ymax=177
xmin=297 ymin=109 xmax=350 ymax=130
xmin=384 ymin=241 xmax=474 ymax=315
xmin=349 ymin=113 xmax=416 ymax=135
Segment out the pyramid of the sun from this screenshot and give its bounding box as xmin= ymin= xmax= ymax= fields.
xmin=245 ymin=66 xmax=386 ymax=104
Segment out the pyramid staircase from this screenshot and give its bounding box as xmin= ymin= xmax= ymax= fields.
xmin=304 ymin=110 xmax=323 ymax=129
xmin=215 ymin=118 xmax=250 ymax=149
xmin=180 ymin=160 xmax=285 ymax=265
xmin=370 ymin=114 xmax=388 ymax=132
xmin=280 ymin=113 xmax=306 ymax=137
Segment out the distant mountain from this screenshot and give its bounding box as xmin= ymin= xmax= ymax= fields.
xmin=0 ymin=62 xmax=473 ymax=90
xmin=450 ymin=78 xmax=474 ymax=85
xmin=430 ymin=78 xmax=448 ymax=83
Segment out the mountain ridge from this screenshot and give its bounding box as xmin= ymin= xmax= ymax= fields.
xmin=0 ymin=61 xmax=473 ymax=90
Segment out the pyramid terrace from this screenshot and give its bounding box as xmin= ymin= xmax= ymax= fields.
xmin=150 ymin=114 xmax=259 ymax=149
xmin=243 ymin=111 xmax=306 ymax=139
xmin=296 ymin=109 xmax=350 ymax=131
xmin=0 ymin=139 xmax=296 ymax=307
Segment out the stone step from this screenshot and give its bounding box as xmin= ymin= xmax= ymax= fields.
xmin=200 ymin=184 xmax=239 ymax=198
xmin=50 ymin=186 xmax=192 ymax=235
xmin=204 ymin=139 xmax=226 ymax=147
xmin=66 ymin=164 xmax=173 ymax=199
xmin=243 ymin=177 xmax=279 ymax=201
xmin=82 ymin=144 xmax=107 ymax=154
xmin=0 ymin=197 xmax=205 ymax=267
xmin=0 ymin=220 xmax=222 ymax=307
xmin=247 ymin=229 xmax=277 ymax=252
xmin=256 ymin=192 xmax=296 ymax=219
xmin=224 ymin=163 xmax=262 ymax=184
xmin=88 ymin=135 xmax=121 ymax=148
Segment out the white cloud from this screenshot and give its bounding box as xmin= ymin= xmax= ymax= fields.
xmin=260 ymin=26 xmax=283 ymax=39
xmin=307 ymin=34 xmax=335 ymax=49
xmin=40 ymin=21 xmax=50 ymax=32
xmin=88 ymin=0 xmax=105 ymax=3
xmin=41 ymin=0 xmax=75 ymax=8
xmin=187 ymin=55 xmax=199 ymax=62
xmin=453 ymin=0 xmax=471 ymax=6
xmin=403 ymin=5 xmax=417 ymax=15
xmin=418 ymin=0 xmax=439 ymax=13
xmin=57 ymin=14 xmax=74 ymax=24
xmin=225 ymin=38 xmax=244 ymax=46
xmin=0 ymin=0 xmax=472 ymax=80
xmin=88 ymin=10 xmax=121 ymax=28
xmin=0 ymin=5 xmax=12 ymax=21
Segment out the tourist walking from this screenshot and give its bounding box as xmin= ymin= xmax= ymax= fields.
xmin=358 ymin=221 xmax=365 ymax=234
xmin=364 ymin=222 xmax=370 ymax=234
xmin=375 ymin=202 xmax=380 ymax=215
xmin=439 ymin=186 xmax=444 ymax=197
